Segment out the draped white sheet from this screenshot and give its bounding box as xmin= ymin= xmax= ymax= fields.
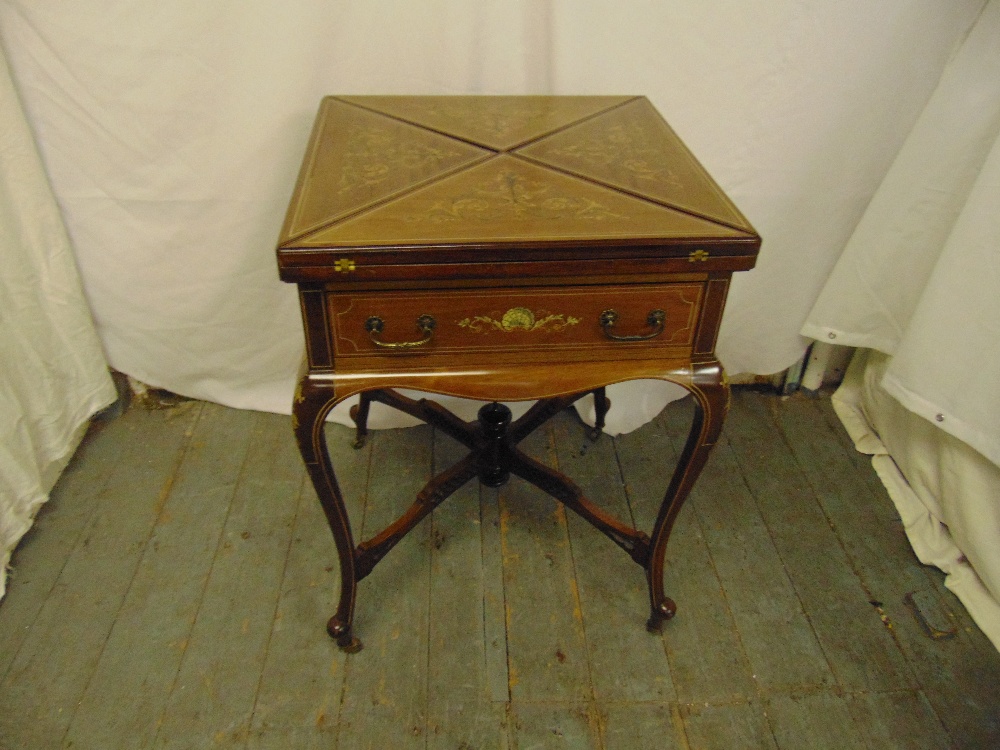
xmin=0 ymin=45 xmax=115 ymax=597
xmin=804 ymin=0 xmax=1000 ymax=648
xmin=0 ymin=1 xmax=986 ymax=434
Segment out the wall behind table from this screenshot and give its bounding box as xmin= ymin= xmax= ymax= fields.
xmin=0 ymin=1 xmax=986 ymax=431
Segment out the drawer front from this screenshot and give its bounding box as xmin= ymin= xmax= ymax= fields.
xmin=327 ymin=283 xmax=703 ymax=364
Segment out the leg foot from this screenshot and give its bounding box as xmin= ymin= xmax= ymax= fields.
xmin=349 ymin=392 xmax=373 ymax=450
xmin=327 ymin=616 xmax=363 ymax=653
xmin=645 ymin=599 xmax=676 ymax=633
xmin=589 ymin=387 xmax=610 ymax=441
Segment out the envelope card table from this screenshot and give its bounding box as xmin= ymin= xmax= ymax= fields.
xmin=276 ymin=95 xmax=760 ymax=652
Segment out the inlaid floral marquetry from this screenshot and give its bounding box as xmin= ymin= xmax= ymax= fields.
xmin=278 ymin=95 xmax=758 ymax=256
xmin=417 ymin=162 xmax=627 ymax=224
xmin=339 ymin=95 xmax=634 ymax=151
xmin=518 ymin=98 xmax=754 ymax=232
xmin=298 ymin=155 xmax=743 ymax=247
xmin=458 ymin=307 xmax=582 ymax=334
xmin=281 ymin=99 xmax=490 ymax=241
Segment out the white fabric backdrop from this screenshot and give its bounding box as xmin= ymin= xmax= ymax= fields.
xmin=804 ymin=0 xmax=1000 ymax=467
xmin=804 ymin=0 xmax=1000 ymax=648
xmin=0 ymin=0 xmax=987 ymax=433
xmin=0 ymin=45 xmax=115 ymax=597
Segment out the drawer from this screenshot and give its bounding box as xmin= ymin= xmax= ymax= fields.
xmin=326 ymin=283 xmax=703 ymax=365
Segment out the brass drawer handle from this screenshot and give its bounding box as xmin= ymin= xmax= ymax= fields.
xmin=365 ymin=314 xmax=436 ymax=349
xmin=599 ymin=309 xmax=666 ymax=342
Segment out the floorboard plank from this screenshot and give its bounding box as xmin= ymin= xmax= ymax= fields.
xmin=0 ymin=416 xmax=130 ymax=679
xmin=615 ymin=401 xmax=755 ymax=704
xmin=481 ymin=484 xmax=512 ymax=704
xmin=807 ymin=397 xmax=1000 ymax=747
xmin=600 ymin=702 xmax=686 ymax=750
xmin=248 ymin=422 xmax=372 ymax=736
xmin=0 ymin=403 xmax=201 ymax=749
xmin=64 ymin=403 xmax=257 ymax=749
xmin=508 ymin=702 xmax=601 ymax=749
xmin=681 ymin=700 xmax=776 ymax=750
xmin=550 ymin=411 xmax=676 ymax=703
xmin=151 ymin=411 xmax=303 ymax=749
xmin=334 ymin=425 xmax=433 ymax=750
xmin=845 ymin=690 xmax=953 ymax=750
xmin=500 ymin=426 xmax=592 ymax=703
xmin=728 ymin=390 xmax=914 ymax=693
xmin=661 ymin=404 xmax=834 ymax=694
xmin=780 ymin=398 xmax=930 ymax=608
xmin=245 ymin=726 xmax=339 ymax=749
xmin=766 ymin=691 xmax=866 ymax=750
xmin=426 ymin=428 xmax=510 ymax=747
xmin=890 ymin=622 xmax=1000 ymax=749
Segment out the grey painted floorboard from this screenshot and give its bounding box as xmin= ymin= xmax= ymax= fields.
xmin=500 ymin=427 xmax=593 ymax=705
xmin=765 ymin=691 xmax=867 ymax=750
xmin=425 ymin=429 xmax=511 ymax=748
xmin=615 ymin=405 xmax=756 ymax=705
xmin=1 ymin=391 xmax=998 ymax=750
xmin=677 ymin=433 xmax=836 ymax=693
xmin=0 ymin=403 xmax=200 ymax=749
xmin=64 ymin=403 xmax=257 ymax=749
xmin=334 ymin=426 xmax=433 ymax=750
xmin=151 ymin=411 xmax=304 ymax=749
xmin=726 ymin=391 xmax=915 ymax=693
xmin=247 ymin=422 xmax=371 ymax=736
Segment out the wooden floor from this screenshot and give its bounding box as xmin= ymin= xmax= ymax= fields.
xmin=1 ymin=389 xmax=998 ymax=749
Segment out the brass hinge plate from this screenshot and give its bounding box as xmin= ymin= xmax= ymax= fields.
xmin=334 ymin=258 xmax=356 ymax=273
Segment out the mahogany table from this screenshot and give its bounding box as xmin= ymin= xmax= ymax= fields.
xmin=276 ymin=96 xmax=760 ymax=652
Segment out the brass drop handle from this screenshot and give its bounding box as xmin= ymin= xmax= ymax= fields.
xmin=599 ymin=309 xmax=666 ymax=342
xmin=365 ymin=314 xmax=436 ymax=349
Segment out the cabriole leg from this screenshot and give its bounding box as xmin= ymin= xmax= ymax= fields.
xmin=294 ymin=377 xmax=363 ymax=653
xmin=645 ymin=361 xmax=730 ymax=633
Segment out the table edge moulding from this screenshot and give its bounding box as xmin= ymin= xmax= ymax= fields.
xmin=276 ymin=95 xmax=761 ymax=653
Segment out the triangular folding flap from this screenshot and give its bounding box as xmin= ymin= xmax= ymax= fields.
xmin=295 ymin=155 xmax=747 ymax=248
xmin=282 ymin=98 xmax=491 ymax=241
xmin=516 ymin=98 xmax=754 ymax=232
xmin=337 ymin=95 xmax=636 ymax=151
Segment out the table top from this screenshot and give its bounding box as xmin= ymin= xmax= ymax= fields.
xmin=277 ymin=96 xmax=758 ymax=277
